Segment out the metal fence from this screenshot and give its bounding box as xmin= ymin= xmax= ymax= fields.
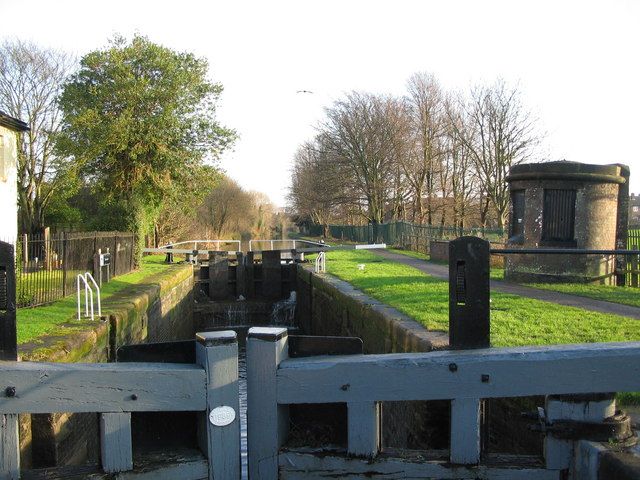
xmin=3 ymin=231 xmax=135 ymax=308
xmin=310 ymin=221 xmax=506 ymax=250
xmin=627 ymin=228 xmax=640 ymax=286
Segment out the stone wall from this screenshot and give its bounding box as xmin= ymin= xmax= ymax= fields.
xmin=505 ymin=162 xmax=629 ymax=284
xmin=296 ymin=265 xmax=447 ymax=354
xmin=506 ymin=180 xmax=619 ymax=283
xmin=296 ymin=264 xmax=450 ymax=449
xmin=429 ymin=240 xmax=449 ymax=263
xmin=18 ymin=263 xmax=194 ymax=469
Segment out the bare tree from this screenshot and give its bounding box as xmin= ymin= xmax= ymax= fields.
xmin=288 ymin=138 xmax=347 ymax=237
xmin=199 ymin=176 xmax=253 ymax=238
xmin=444 ymin=99 xmax=477 ymax=232
xmin=404 ymin=73 xmax=447 ymax=224
xmin=0 ymin=40 xmax=75 ymax=233
xmin=247 ymin=191 xmax=275 ymax=239
xmin=322 ymin=92 xmax=406 ymax=239
xmin=155 ymin=165 xmax=221 ymax=245
xmin=289 ymin=76 xmax=544 ymax=232
xmin=452 ymin=81 xmax=540 ymax=228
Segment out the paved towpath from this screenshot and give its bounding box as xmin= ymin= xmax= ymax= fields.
xmin=372 ymin=249 xmax=640 ymax=320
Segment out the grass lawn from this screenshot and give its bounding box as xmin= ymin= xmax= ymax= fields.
xmin=490 ymin=267 xmax=505 ymax=281
xmin=17 ymin=255 xmax=178 ymax=345
xmin=319 ymin=250 xmax=640 ymax=347
xmin=352 ymin=246 xmax=639 ymax=310
xmin=317 ymin=249 xmax=640 ymax=404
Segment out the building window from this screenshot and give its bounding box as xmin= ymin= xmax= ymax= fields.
xmin=542 ymin=189 xmax=576 ymax=243
xmin=510 ymin=190 xmax=525 ymax=239
xmin=633 ymin=206 xmax=639 ymax=213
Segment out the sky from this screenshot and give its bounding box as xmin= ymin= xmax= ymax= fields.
xmin=1 ymin=0 xmax=639 ymax=207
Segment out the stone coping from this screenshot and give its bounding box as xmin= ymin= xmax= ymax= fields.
xmin=507 ymin=161 xmax=629 ymax=184
xmin=299 ymin=263 xmax=448 ymax=352
xmin=18 ymin=262 xmax=193 ymax=362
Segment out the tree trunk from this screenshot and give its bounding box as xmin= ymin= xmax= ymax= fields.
xmin=479 ymin=197 xmax=491 ymax=228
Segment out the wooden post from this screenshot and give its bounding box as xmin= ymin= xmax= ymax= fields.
xmin=22 ymin=234 xmax=28 ymax=272
xmin=94 ymin=248 xmax=102 ymax=287
xmin=113 ymin=234 xmax=119 ymax=277
xmin=236 ymin=252 xmax=245 ymax=299
xmin=100 ymin=412 xmax=133 ymax=473
xmin=61 ymin=232 xmax=68 ymax=297
xmin=0 ymin=413 xmax=19 ymax=479
xmin=450 ymin=398 xmax=481 ymax=464
xmin=128 ymin=233 xmax=135 ymax=272
xmin=247 ymin=327 xmax=289 ymax=480
xmin=347 ymin=402 xmax=380 ymax=458
xmin=196 ymin=331 xmax=240 ymax=480
xmin=43 ymin=227 xmax=51 ymax=271
xmin=262 ymin=250 xmax=282 ymax=300
xmin=245 ymin=252 xmax=255 ymax=299
xmin=0 ymin=241 xmax=17 ymax=361
xmin=208 ymin=252 xmax=229 ymax=300
xmin=544 ymin=394 xmax=616 ymax=471
xmin=448 ymin=236 xmax=489 ymax=465
xmin=93 ymin=231 xmax=98 ymax=271
xmin=632 ymin=244 xmax=638 ymax=288
xmin=448 ymin=236 xmax=490 ymax=349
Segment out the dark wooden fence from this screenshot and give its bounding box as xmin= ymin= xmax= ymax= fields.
xmin=6 ymin=231 xmax=135 ymax=308
xmin=197 ymin=250 xmax=297 ymax=301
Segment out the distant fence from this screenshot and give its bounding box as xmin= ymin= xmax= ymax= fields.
xmin=2 ymin=231 xmax=135 ymax=308
xmin=310 ymin=221 xmax=505 ymax=250
xmin=627 ymin=228 xmax=640 ymax=286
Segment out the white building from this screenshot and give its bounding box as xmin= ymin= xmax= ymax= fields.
xmin=0 ymin=112 xmax=29 ymax=244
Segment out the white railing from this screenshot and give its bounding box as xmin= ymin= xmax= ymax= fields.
xmin=247 ymin=328 xmax=640 ymax=479
xmin=158 ymin=239 xmax=242 ymax=251
xmin=144 ymin=240 xmax=242 ymax=264
xmin=248 ymin=239 xmax=330 ymax=251
xmin=76 ymin=272 xmax=101 ymax=321
xmin=314 ymin=251 xmax=326 ymax=273
xmin=0 ymin=331 xmax=240 ymax=479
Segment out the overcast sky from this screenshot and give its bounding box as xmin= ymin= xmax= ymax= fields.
xmin=1 ymin=0 xmax=638 ymax=206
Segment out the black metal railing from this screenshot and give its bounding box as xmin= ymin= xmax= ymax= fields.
xmin=2 ymin=231 xmax=135 ymax=308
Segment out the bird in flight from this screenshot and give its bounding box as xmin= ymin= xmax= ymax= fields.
xmin=296 ymin=90 xmax=314 ymax=94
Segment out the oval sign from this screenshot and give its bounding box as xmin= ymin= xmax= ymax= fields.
xmin=209 ymin=406 xmax=236 ymax=427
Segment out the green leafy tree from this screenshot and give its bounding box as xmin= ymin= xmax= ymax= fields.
xmin=57 ymin=35 xmax=236 ymax=261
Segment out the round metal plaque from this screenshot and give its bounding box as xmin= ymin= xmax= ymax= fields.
xmin=209 ymin=406 xmax=236 ymax=427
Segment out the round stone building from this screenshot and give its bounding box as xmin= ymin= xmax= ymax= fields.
xmin=505 ymin=161 xmax=630 ymax=284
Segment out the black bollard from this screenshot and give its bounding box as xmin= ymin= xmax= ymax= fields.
xmin=448 ymin=236 xmax=490 ymax=349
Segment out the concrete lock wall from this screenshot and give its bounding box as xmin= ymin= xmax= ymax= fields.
xmin=296 ymin=264 xmax=451 ymax=449
xmin=506 ymin=161 xmax=629 ymax=284
xmin=17 ymin=263 xmax=194 ymax=469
